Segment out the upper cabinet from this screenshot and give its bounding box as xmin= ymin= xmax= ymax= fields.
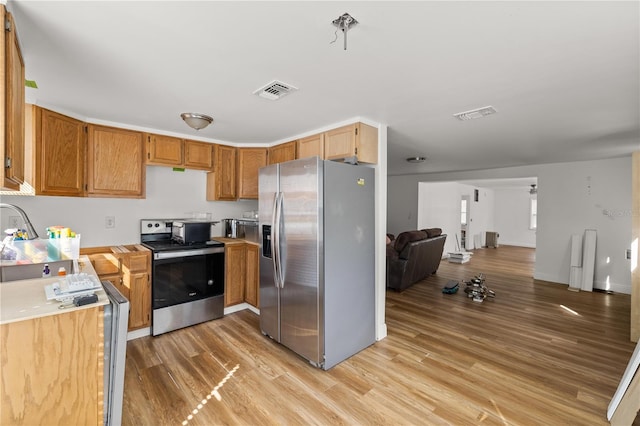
xmin=325 ymin=122 xmax=378 ymax=164
xmin=297 ymin=133 xmax=324 ymax=160
xmin=35 ymin=107 xmax=86 ymax=197
xmin=207 ymin=144 xmax=237 ymax=201
xmin=237 ymin=147 xmax=267 ymax=199
xmin=145 ymin=134 xmax=182 ymax=166
xmin=2 ymin=6 xmax=25 ymax=190
xmin=184 ymin=140 xmax=214 ymax=170
xmin=145 ymin=134 xmax=213 ymax=171
xmin=86 ymin=124 xmax=145 ymax=198
xmin=268 ymin=141 xmax=296 ymax=165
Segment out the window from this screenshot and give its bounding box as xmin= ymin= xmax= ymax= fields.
xmin=529 ymin=198 xmax=537 ymax=230
xmin=461 ymin=199 xmax=468 ymax=225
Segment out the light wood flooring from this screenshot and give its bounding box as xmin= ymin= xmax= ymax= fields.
xmin=122 ymin=246 xmax=637 ymax=425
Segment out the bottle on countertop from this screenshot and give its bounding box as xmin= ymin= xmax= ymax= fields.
xmin=42 ymin=263 xmax=51 ymax=278
xmin=57 ymin=267 xmax=66 ymax=276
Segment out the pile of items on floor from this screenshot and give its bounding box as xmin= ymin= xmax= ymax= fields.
xmin=442 ymin=273 xmax=496 ymax=303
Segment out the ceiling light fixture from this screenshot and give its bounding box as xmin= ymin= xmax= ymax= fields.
xmin=180 ymin=113 xmax=213 ymax=130
xmin=331 ymin=12 xmax=358 ymax=50
xmin=406 ymin=157 xmax=427 ymax=163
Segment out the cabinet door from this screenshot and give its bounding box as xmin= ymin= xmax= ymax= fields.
xmin=3 ymin=9 xmax=24 ymax=189
xmin=324 ymin=124 xmax=356 ymax=160
xmin=297 ymin=133 xmax=324 ymax=160
xmin=126 ymin=271 xmax=150 ymax=330
xmin=87 ymin=125 xmax=145 ymax=198
xmin=245 ymin=244 xmax=259 ymax=308
xmin=324 ymin=123 xmax=378 ymax=164
xmin=207 ymin=144 xmax=237 ymax=201
xmin=35 ymin=108 xmax=86 ymax=196
xmin=225 ymin=243 xmax=246 ymax=307
xmin=268 ymin=141 xmax=296 ymax=165
xmin=145 ymin=133 xmax=182 ymax=166
xmin=184 ymin=140 xmax=213 ymax=170
xmin=237 ymin=148 xmax=267 ymax=199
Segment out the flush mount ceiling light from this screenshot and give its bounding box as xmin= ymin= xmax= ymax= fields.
xmin=180 ymin=113 xmax=213 ymax=130
xmin=406 ymin=157 xmax=427 ymax=163
xmin=331 ymin=12 xmax=358 ymax=50
xmin=453 ymin=106 xmax=497 ymax=121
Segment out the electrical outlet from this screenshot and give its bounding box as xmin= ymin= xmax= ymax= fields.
xmin=105 ymin=216 xmax=116 ymax=229
xmin=8 ymin=216 xmax=21 ymax=229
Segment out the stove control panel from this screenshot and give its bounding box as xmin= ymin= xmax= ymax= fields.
xmin=140 ymin=219 xmax=176 ymax=235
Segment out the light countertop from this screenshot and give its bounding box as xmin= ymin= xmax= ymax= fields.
xmin=0 ymin=256 xmax=109 ymax=325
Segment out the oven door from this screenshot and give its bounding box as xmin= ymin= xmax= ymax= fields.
xmin=152 ymin=247 xmax=224 ymax=309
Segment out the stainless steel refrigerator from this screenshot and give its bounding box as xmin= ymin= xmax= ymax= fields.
xmin=259 ymin=156 xmax=375 ymax=370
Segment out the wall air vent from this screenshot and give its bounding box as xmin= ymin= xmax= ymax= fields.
xmin=253 ymin=80 xmax=298 ymax=100
xmin=453 ymin=106 xmax=497 ymax=121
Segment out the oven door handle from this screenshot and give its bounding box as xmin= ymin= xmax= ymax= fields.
xmin=154 ymin=247 xmax=224 ymax=260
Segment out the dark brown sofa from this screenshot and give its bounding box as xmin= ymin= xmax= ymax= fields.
xmin=386 ymin=228 xmax=447 ymax=291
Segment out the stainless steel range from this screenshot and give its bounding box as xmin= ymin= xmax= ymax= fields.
xmin=140 ymin=219 xmax=225 ymax=336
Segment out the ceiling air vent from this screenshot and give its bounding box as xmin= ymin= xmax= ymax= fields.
xmin=453 ymin=106 xmax=497 ymax=121
xmin=253 ymin=80 xmax=298 ymax=100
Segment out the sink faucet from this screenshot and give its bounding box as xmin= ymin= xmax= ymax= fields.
xmin=0 ymin=203 xmax=39 ymax=240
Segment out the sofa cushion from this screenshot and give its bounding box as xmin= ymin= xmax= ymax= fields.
xmin=394 ymin=230 xmax=428 ymax=253
xmin=421 ymin=228 xmax=442 ymax=238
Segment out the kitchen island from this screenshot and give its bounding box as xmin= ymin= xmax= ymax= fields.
xmin=0 ymin=257 xmax=109 ymax=425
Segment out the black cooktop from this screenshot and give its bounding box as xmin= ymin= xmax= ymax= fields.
xmin=142 ymin=239 xmax=224 ymax=252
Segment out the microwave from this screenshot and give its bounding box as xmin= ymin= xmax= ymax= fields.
xmin=171 ymin=220 xmax=211 ymax=244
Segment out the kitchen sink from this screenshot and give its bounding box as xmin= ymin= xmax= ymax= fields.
xmin=0 ymin=259 xmax=73 ymax=282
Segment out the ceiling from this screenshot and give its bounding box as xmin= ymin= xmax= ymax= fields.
xmin=8 ymin=1 xmax=640 ymax=177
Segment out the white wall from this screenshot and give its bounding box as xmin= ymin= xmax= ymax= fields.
xmin=0 ymin=166 xmax=258 ymax=247
xmin=417 ymin=182 xmax=495 ymax=254
xmin=388 ymin=156 xmax=633 ymax=293
xmin=463 ymin=184 xmax=495 ymax=249
xmin=417 ymin=182 xmax=459 ymax=254
xmin=536 ymin=158 xmax=632 ymax=293
xmin=494 ymin=187 xmax=537 ymax=248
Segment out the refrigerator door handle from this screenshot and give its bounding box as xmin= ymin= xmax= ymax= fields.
xmin=274 ymin=192 xmax=285 ymax=288
xmin=271 ymin=192 xmax=280 ymax=288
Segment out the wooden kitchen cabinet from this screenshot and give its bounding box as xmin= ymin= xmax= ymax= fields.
xmin=87 ymin=124 xmax=145 ymax=198
xmin=268 ymin=141 xmax=296 ymax=165
xmin=297 ymin=133 xmax=324 ymax=160
xmin=1 ymin=5 xmax=25 ymax=190
xmin=245 ymin=243 xmax=260 ymax=308
xmin=82 ymin=245 xmax=151 ymax=331
xmin=1 ymin=306 xmax=104 ymax=425
xmin=184 ymin=139 xmax=213 ymax=170
xmin=206 ymin=144 xmax=237 ymax=201
xmin=145 ymin=134 xmax=213 ymax=171
xmin=324 ymin=122 xmax=378 ymax=164
xmin=237 ymin=147 xmax=267 ymax=199
xmin=145 ymin=133 xmax=183 ymax=166
xmin=224 ymin=242 xmax=246 ymax=307
xmin=35 ymin=107 xmax=86 ymax=197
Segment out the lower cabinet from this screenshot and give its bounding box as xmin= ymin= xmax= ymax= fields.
xmin=81 ymin=245 xmax=151 ymax=331
xmin=245 ymin=244 xmax=259 ymax=308
xmin=224 ymin=241 xmax=259 ymax=308
xmin=0 ymin=306 xmax=104 ymax=425
xmin=225 ymin=243 xmax=246 ymax=307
